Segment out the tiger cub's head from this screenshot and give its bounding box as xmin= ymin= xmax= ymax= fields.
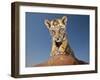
xmin=45 ymin=16 xmax=67 ymax=42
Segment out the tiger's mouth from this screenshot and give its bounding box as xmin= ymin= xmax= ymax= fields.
xmin=55 ymin=41 xmax=62 ymax=48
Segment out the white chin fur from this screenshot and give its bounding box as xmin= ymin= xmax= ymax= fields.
xmin=56 ymin=39 xmax=62 ymax=42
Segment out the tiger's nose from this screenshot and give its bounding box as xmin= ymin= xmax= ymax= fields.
xmin=57 ymin=38 xmax=59 ymax=40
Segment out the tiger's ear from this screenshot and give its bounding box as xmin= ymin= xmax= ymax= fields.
xmin=62 ymin=16 xmax=67 ymax=25
xmin=44 ymin=19 xmax=51 ymax=29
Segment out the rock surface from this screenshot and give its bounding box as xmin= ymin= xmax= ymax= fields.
xmin=34 ymin=54 xmax=88 ymax=67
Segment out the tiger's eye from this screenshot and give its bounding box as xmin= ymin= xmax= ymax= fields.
xmin=60 ymin=28 xmax=65 ymax=33
xmin=50 ymin=30 xmax=55 ymax=35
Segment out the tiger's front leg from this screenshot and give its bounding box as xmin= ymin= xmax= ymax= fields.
xmin=50 ymin=41 xmax=59 ymax=56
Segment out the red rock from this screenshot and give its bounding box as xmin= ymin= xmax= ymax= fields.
xmin=34 ymin=54 xmax=87 ymax=67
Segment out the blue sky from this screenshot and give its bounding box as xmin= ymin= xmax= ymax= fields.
xmin=25 ymin=12 xmax=89 ymax=67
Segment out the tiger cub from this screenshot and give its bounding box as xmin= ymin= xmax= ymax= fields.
xmin=44 ymin=16 xmax=74 ymax=56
